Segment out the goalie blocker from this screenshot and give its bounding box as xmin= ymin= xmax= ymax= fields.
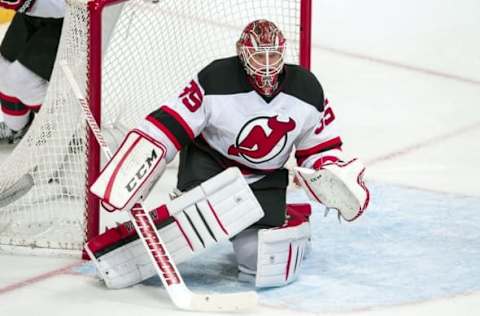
xmin=90 ymin=129 xmax=167 ymax=212
xmin=86 ymin=167 xmax=265 ymax=289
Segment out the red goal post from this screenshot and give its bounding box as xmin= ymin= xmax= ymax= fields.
xmin=0 ymin=0 xmax=312 ymax=256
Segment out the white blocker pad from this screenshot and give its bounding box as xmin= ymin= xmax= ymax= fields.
xmin=255 ymin=221 xmax=311 ymax=288
xmin=85 ymin=167 xmax=264 ymax=289
xmin=90 ymin=129 xmax=167 ymax=212
xmin=295 ymin=158 xmax=370 ymax=222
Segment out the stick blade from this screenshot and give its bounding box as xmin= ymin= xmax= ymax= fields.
xmin=189 ymin=291 xmax=257 ymax=312
xmin=0 ymin=174 xmax=34 ymax=208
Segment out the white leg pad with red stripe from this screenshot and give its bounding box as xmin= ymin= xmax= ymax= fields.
xmin=85 ymin=167 xmax=264 ymax=289
xmin=254 ymin=221 xmax=311 ymax=288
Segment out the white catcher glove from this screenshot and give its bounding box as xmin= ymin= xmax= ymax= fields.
xmin=295 ymin=158 xmax=370 ymax=221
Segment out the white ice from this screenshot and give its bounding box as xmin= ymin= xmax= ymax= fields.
xmin=1 ymin=0 xmax=480 ymax=315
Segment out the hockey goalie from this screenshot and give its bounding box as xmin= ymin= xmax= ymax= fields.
xmin=86 ymin=19 xmax=370 ymax=289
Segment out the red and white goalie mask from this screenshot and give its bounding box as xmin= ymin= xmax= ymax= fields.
xmin=237 ymin=19 xmax=286 ymax=96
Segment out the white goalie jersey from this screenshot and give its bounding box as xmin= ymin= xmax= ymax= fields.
xmin=139 ymin=56 xmax=343 ymax=180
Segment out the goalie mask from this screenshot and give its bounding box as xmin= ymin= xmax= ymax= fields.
xmin=237 ymin=19 xmax=286 ymax=96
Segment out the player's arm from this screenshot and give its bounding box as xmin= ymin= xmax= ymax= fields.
xmin=294 ymin=99 xmax=370 ymax=221
xmin=0 ymin=0 xmax=64 ymax=18
xmin=294 ymin=98 xmax=343 ymax=168
xmin=138 ymin=77 xmax=207 ymax=163
xmin=90 ymin=77 xmax=209 ymax=212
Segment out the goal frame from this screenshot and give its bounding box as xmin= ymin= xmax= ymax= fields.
xmin=83 ymin=0 xmax=313 ymax=255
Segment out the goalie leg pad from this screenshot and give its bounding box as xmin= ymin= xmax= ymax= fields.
xmin=255 ymin=221 xmax=310 ymax=288
xmin=85 ymin=216 xmax=194 ymax=289
xmin=90 ymin=129 xmax=167 ymax=212
xmin=233 ymin=204 xmax=312 ymax=288
xmin=86 ymin=167 xmax=264 ymax=289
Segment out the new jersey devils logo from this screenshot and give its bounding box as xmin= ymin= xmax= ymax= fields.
xmin=228 ymin=116 xmax=296 ymax=163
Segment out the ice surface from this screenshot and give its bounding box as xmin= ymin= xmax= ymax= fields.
xmin=99 ymin=186 xmax=479 ymax=314
xmin=1 ymin=0 xmax=480 ymax=314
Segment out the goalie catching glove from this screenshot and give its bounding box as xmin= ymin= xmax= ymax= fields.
xmin=295 ymin=157 xmax=370 ymax=221
xmin=90 ymin=129 xmax=167 ymax=212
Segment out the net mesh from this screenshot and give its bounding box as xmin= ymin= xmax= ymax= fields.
xmin=0 ymin=0 xmax=304 ymax=254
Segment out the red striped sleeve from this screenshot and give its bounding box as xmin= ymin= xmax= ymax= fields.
xmin=159 ymin=106 xmax=194 ymax=140
xmin=146 ymin=116 xmax=182 ymax=150
xmin=295 ymin=136 xmax=343 ymax=166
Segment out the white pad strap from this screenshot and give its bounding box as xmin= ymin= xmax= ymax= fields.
xmin=255 ymin=222 xmax=311 ymax=288
xmin=90 ymin=130 xmax=167 ymax=211
xmin=86 ymin=167 xmax=264 ymax=289
xmin=295 ymin=158 xmax=369 ymax=221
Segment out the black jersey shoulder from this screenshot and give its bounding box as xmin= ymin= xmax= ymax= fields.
xmin=281 ymin=64 xmax=325 ymax=112
xmin=197 ymin=56 xmax=253 ymax=95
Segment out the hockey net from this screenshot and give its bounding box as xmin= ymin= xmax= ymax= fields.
xmin=0 ymin=0 xmax=311 ymax=255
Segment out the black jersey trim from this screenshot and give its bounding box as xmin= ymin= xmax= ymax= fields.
xmin=146 ymin=106 xmax=194 ymax=150
xmin=197 ymin=57 xmax=324 ymax=111
xmin=197 ymin=56 xmax=253 ymax=95
xmin=281 ymin=64 xmax=325 ymax=111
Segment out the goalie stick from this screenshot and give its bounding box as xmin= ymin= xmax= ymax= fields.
xmin=60 ymin=61 xmax=257 ymax=311
xmin=0 ymin=133 xmax=84 ymax=209
xmin=0 ymin=173 xmax=34 ymax=208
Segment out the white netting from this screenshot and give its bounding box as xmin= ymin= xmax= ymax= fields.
xmin=0 ymin=0 xmax=305 ymax=255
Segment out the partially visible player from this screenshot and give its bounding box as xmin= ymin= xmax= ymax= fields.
xmin=87 ymin=19 xmax=370 ymax=289
xmin=0 ymin=0 xmax=64 ymax=143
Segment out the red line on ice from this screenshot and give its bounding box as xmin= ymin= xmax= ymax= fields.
xmin=366 ymin=121 xmax=480 ymax=166
xmin=315 ymin=45 xmax=480 ymax=86
xmin=0 ymin=261 xmax=82 ymax=295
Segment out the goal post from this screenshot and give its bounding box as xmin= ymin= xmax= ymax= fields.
xmin=0 ymin=0 xmax=312 ymax=256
